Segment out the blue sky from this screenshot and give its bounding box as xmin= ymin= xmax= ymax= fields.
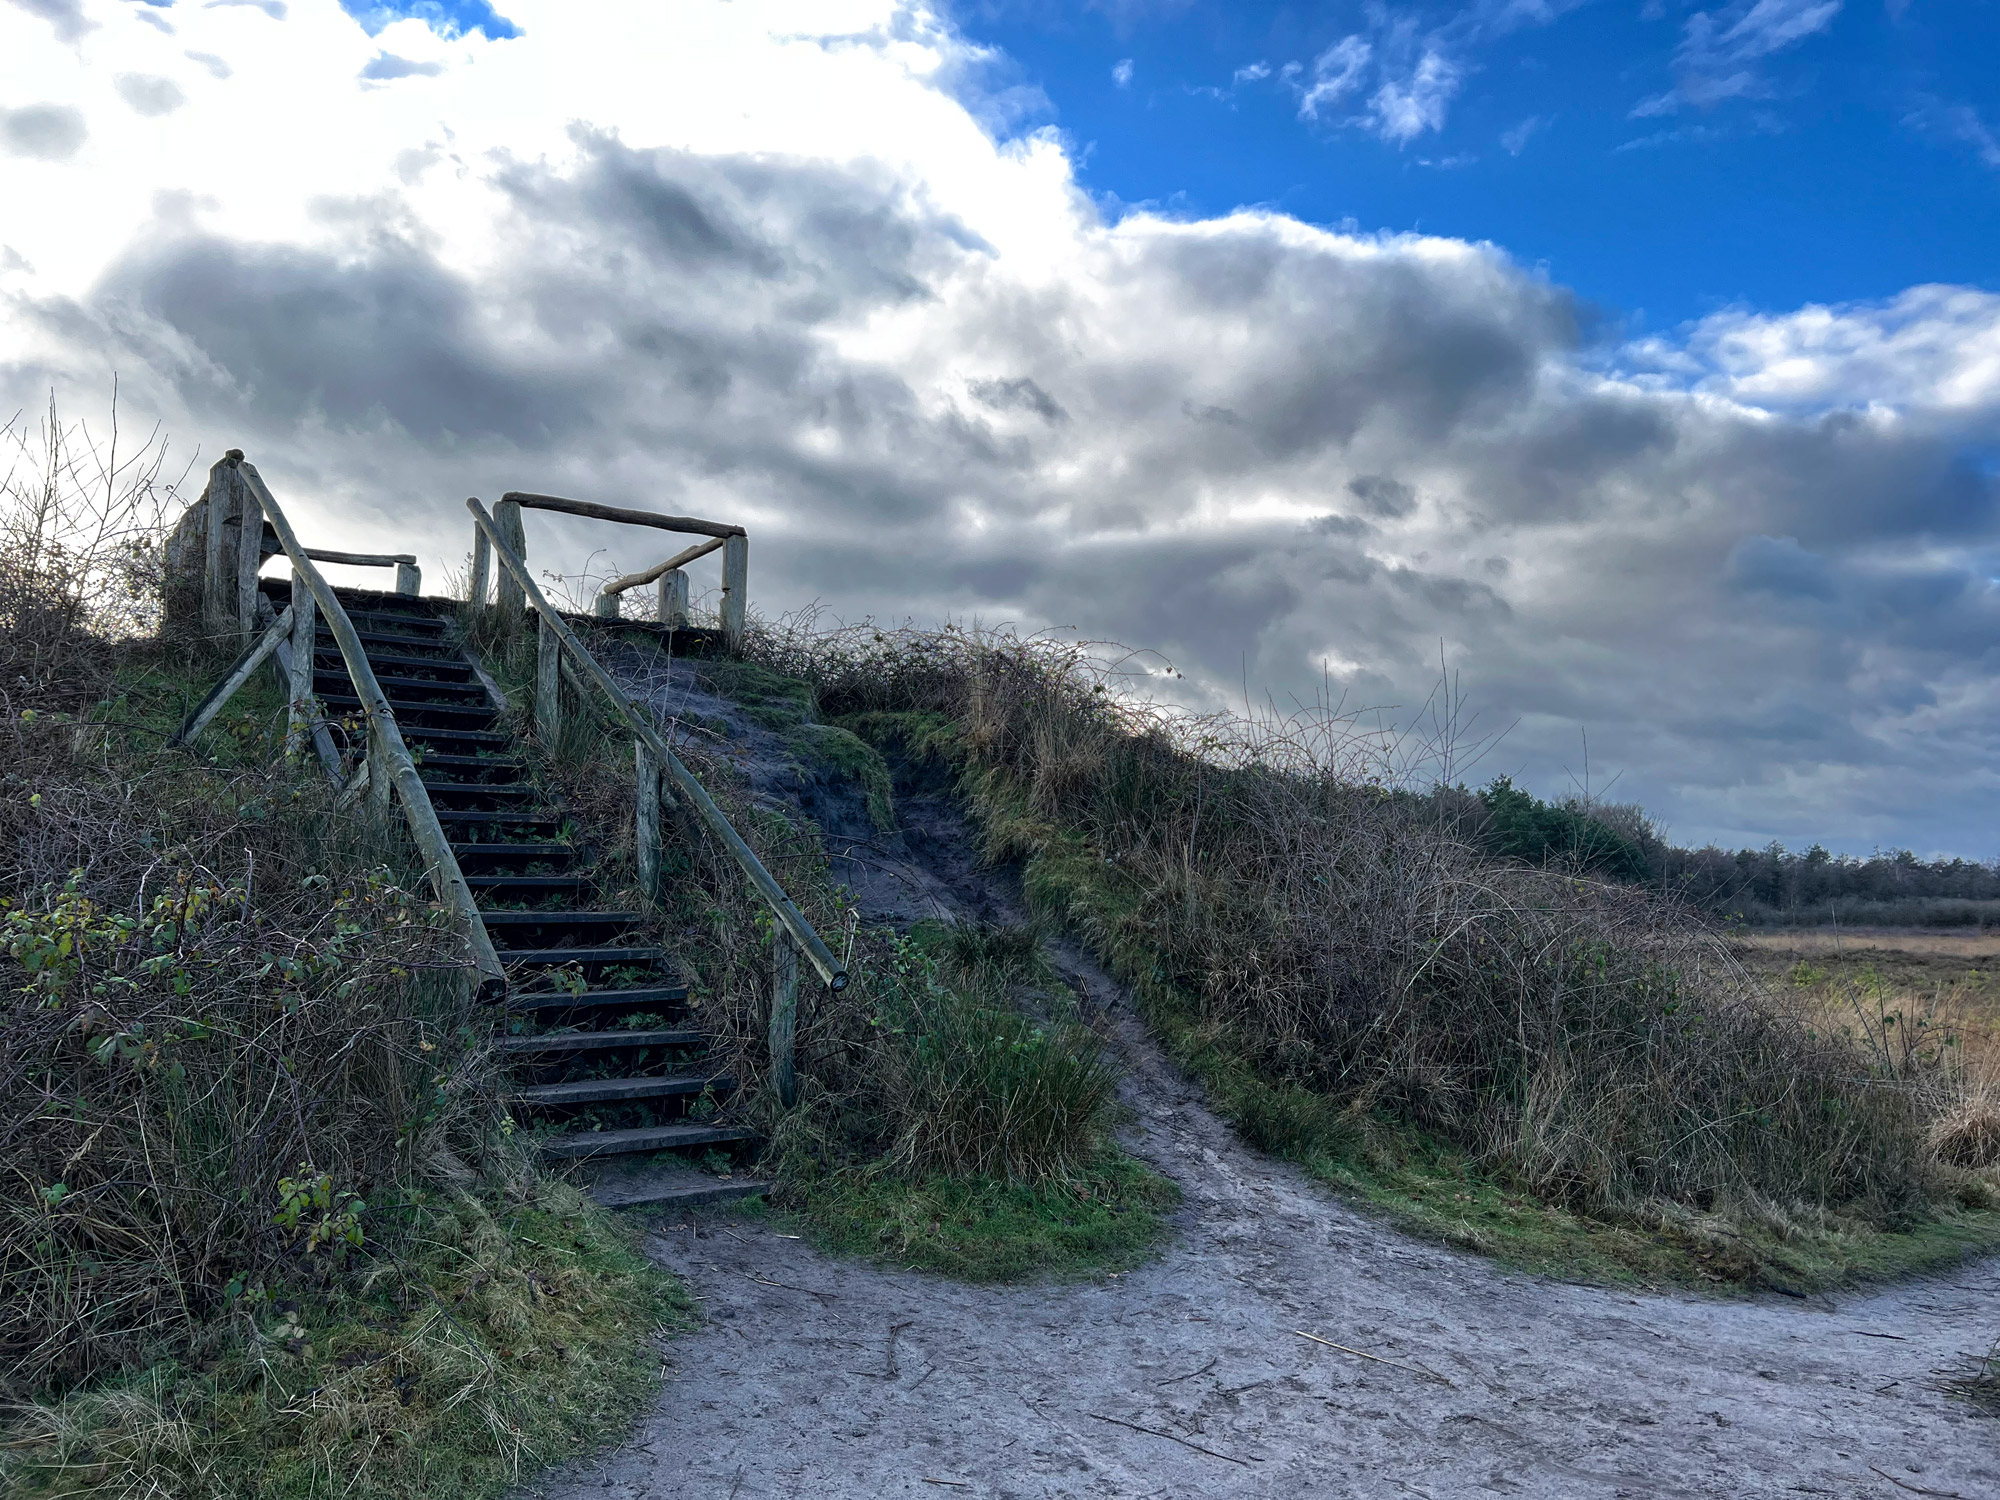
xmin=953 ymin=1 xmax=1999 ymax=332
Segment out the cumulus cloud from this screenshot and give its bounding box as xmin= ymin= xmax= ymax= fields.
xmin=0 ymin=101 xmax=86 ymax=158
xmin=1110 ymin=57 xmax=1132 ymax=88
xmin=3 ymin=0 xmax=1998 ymax=855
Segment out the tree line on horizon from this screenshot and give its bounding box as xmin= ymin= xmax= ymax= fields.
xmin=1471 ymin=777 xmax=2000 ymax=927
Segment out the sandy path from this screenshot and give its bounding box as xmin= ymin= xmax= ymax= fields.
xmin=533 ymin=687 xmax=2000 ymax=1499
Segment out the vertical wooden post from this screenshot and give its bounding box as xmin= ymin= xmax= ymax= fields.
xmin=658 ymin=568 xmax=689 ymax=629
xmin=635 ymin=737 xmax=661 ymax=902
xmin=394 ymin=561 xmax=421 ymax=596
xmin=286 ymin=572 xmax=316 ymax=758
xmin=366 ymin=715 xmax=393 ymax=822
xmin=720 ymin=533 xmax=748 ymax=654
xmin=769 ymin=929 xmax=798 ymax=1109
xmin=469 ymin=517 xmax=490 ymax=607
xmin=235 ymin=470 xmax=262 ymax=648
xmin=535 ymin=616 xmax=562 ymax=743
xmin=202 ymin=465 xmax=229 ymax=634
xmin=594 ymin=591 xmax=621 ymax=619
xmin=494 ymin=499 xmax=526 ymax=623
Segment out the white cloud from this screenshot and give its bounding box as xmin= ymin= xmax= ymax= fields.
xmin=1367 ymin=48 xmax=1460 ymax=144
xmin=3 ymin=0 xmax=1999 ymax=854
xmin=1232 ymin=60 xmax=1270 ymax=85
xmin=1499 ymin=114 xmax=1542 ymax=154
xmin=1297 ymin=35 xmax=1370 ymax=121
xmin=114 ymin=71 xmax=187 ymax=115
xmin=1638 ymin=0 xmax=1843 ymax=115
xmin=1110 ymin=57 xmax=1133 ymax=88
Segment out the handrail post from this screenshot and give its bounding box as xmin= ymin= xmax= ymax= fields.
xmin=366 ymin=715 xmax=393 ymax=822
xmin=770 ymin=930 xmax=798 ymax=1109
xmin=659 ymin=568 xmax=689 ymax=629
xmin=468 ymin=511 xmax=490 ymax=607
xmin=234 ymin=468 xmax=262 ymax=648
xmin=636 ymin=737 xmax=661 ymax=901
xmin=535 ymin=615 xmax=563 ymax=744
xmin=593 ymin=591 xmax=621 ymax=620
xmin=494 ymin=498 xmax=526 ymax=624
xmin=720 ymin=534 xmax=748 ymax=654
xmin=395 ymin=561 xmax=421 ymax=596
xmin=202 ymin=459 xmax=230 ymax=634
xmin=286 ymin=571 xmax=317 ymax=758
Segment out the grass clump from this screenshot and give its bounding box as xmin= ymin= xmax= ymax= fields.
xmin=752 ymin=619 xmax=2000 ymax=1291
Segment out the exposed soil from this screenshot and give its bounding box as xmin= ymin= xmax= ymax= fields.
xmin=533 ymin=660 xmax=2000 ymax=1499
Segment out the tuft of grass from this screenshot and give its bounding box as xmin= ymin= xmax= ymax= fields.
xmin=771 ymin=1151 xmax=1178 ymax=1282
xmin=1 ymin=1180 xmax=693 ymax=1500
xmin=790 ymin=722 xmax=896 ymax=831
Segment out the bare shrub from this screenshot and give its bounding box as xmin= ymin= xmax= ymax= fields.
xmin=0 ymin=394 xmax=183 ymax=713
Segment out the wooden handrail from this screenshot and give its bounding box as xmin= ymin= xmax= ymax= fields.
xmin=468 ymin=497 xmax=847 ymax=993
xmin=500 ymin=492 xmax=745 ymax=539
xmin=235 ymin=462 xmax=507 ymax=1004
xmin=600 ymin=535 xmax=726 ymax=598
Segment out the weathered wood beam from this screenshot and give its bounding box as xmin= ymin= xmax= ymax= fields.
xmin=501 ymin=490 xmax=744 ymax=540
xmin=599 ymin=535 xmax=727 ymax=598
xmin=720 ymin=533 xmax=748 ymax=655
xmin=168 ymin=604 xmax=293 ymax=747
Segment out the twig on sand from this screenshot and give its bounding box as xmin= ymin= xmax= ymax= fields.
xmin=1087 ymin=1412 xmax=1257 ymax=1466
xmin=744 ymin=1271 xmax=837 ymax=1304
xmin=1869 ymin=1466 xmax=1965 ymax=1498
xmin=1155 ymin=1356 xmax=1218 ymax=1387
xmin=922 ymin=1480 xmax=971 ymax=1489
xmin=1294 ymin=1330 xmax=1455 ymax=1388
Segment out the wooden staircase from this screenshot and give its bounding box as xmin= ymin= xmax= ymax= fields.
xmin=266 ymin=578 xmax=766 ymax=1211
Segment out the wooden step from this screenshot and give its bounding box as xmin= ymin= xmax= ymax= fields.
xmin=435 ymin=809 xmax=564 ymax=831
xmin=421 ymin=780 xmax=536 ymax=802
xmin=408 ymin=751 xmax=525 ymax=775
xmin=498 ymin=945 xmax=665 ymax=969
xmin=494 ymin=1028 xmax=704 ymax=1056
xmin=479 ymin=909 xmax=645 ymax=928
xmin=319 ymin=692 xmax=498 ymax=725
xmin=590 ymin=1176 xmax=769 ymax=1211
xmin=323 ymin=671 xmax=489 ymax=701
xmin=401 ymin=726 xmax=513 ymax=750
xmin=538 ymin=1122 xmax=754 ymax=1161
xmin=316 ymin=647 xmax=473 ymax=678
xmin=507 ymin=984 xmax=687 ymax=1018
xmin=515 ymin=1073 xmax=732 ymax=1108
xmin=326 ymin=628 xmax=462 ymax=654
xmin=450 ymin=842 xmax=578 ymax=872
xmin=465 ymin=878 xmax=591 ymax=904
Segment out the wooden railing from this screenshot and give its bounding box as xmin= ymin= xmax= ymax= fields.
xmin=466 ymin=497 xmax=844 ymax=1105
xmin=175 ymin=453 xmax=506 ymax=1003
xmin=467 ymin=491 xmax=748 ymax=650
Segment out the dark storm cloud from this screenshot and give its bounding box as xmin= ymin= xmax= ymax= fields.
xmin=20 ymin=136 xmax=2000 ymax=855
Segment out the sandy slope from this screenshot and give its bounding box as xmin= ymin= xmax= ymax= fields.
xmin=531 ymin=660 xmax=2000 ymax=1499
